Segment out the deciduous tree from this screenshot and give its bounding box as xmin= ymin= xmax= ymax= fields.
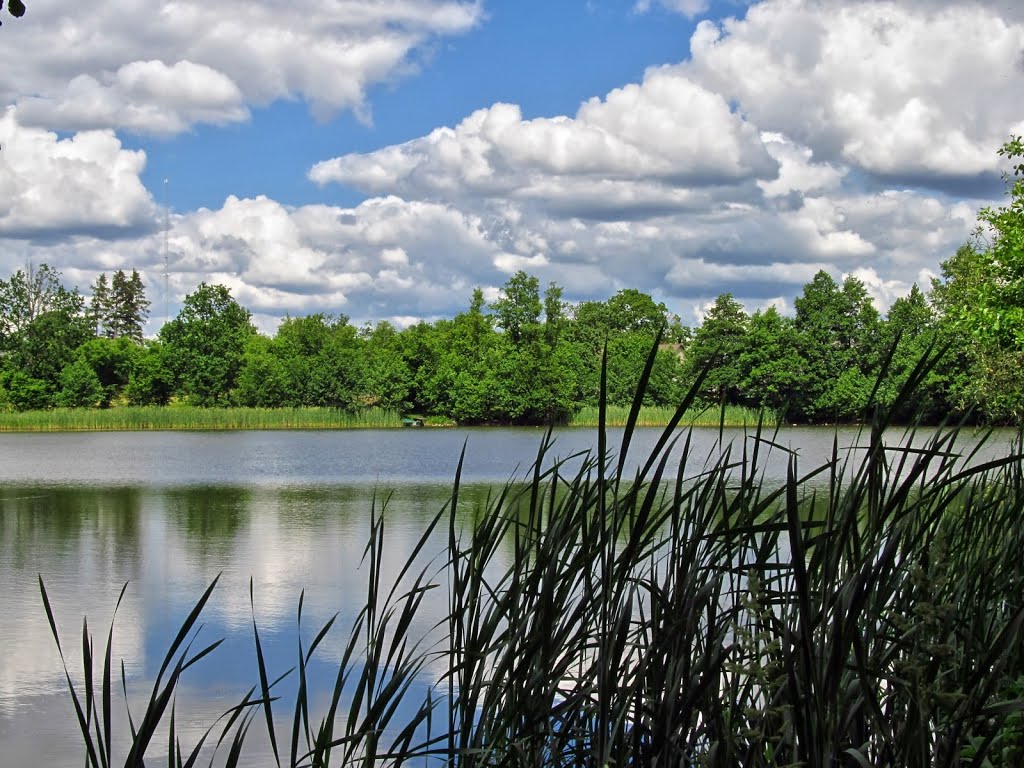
xmin=492 ymin=271 xmax=541 ymax=346
xmin=159 ymin=283 xmax=255 ymax=405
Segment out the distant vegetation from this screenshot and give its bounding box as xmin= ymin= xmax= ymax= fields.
xmin=2 ymin=137 xmax=1023 ymax=426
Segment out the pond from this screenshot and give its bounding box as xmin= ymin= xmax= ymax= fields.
xmin=0 ymin=425 xmax=1017 ymax=765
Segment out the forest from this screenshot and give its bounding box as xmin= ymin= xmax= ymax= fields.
xmin=1 ymin=138 xmax=1022 ymax=426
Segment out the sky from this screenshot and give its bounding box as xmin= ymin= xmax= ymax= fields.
xmin=1 ymin=0 xmax=1023 ymax=334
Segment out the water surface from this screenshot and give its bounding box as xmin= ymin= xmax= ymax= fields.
xmin=1 ymin=425 xmax=1016 ymax=764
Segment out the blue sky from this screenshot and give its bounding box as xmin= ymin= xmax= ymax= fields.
xmin=135 ymin=2 xmax=700 ymax=211
xmin=1 ymin=0 xmax=1022 ymax=332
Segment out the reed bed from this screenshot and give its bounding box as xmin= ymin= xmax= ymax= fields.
xmin=41 ymin=342 xmax=1024 ymax=767
xmin=569 ymin=402 xmax=770 ymax=428
xmin=0 ymin=406 xmax=404 ymax=431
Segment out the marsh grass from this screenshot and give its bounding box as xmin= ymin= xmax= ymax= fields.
xmin=41 ymin=336 xmax=1024 ymax=766
xmin=569 ymin=402 xmax=769 ymax=428
xmin=0 ymin=406 xmax=404 ymax=432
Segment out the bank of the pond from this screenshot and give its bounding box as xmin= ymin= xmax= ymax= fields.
xmin=0 ymin=404 xmax=771 ymax=432
xmin=0 ymin=406 xmax=411 ymax=431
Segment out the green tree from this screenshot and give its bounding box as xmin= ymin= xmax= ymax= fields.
xmin=794 ymin=271 xmax=879 ymax=421
xmin=601 ymin=331 xmax=684 ymax=407
xmin=234 ymin=335 xmax=291 ymax=408
xmin=397 ymin=320 xmax=445 ymax=414
xmin=109 ymin=269 xmax=150 ymax=342
xmin=88 ymin=273 xmax=113 ymax=337
xmin=930 ymin=137 xmax=1024 ymax=422
xmin=737 ymin=307 xmax=805 ymax=413
xmin=2 ymin=289 xmax=93 ymax=408
xmin=543 ymin=282 xmax=567 ymax=346
xmin=124 ymin=342 xmax=174 ymax=406
xmin=683 ymin=293 xmax=749 ymax=404
xmin=491 ymin=271 xmax=541 ymax=346
xmin=307 ymin=330 xmax=364 ymax=410
xmin=360 ymin=322 xmax=412 ymax=411
xmin=159 ymin=283 xmax=255 ymax=405
xmin=606 ymin=288 xmax=670 ymax=335
xmin=77 ymin=336 xmax=140 ymax=406
xmin=55 ymin=359 xmax=104 ymax=408
xmin=875 ymin=284 xmax=948 ymax=421
xmin=567 ymin=299 xmax=614 ymax=352
xmin=271 ymin=313 xmax=354 ymax=406
xmin=0 ymin=263 xmax=83 ymax=348
xmin=1 ymin=370 xmax=50 ymax=411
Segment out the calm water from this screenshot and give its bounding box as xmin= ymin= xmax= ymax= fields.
xmin=0 ymin=425 xmax=1017 ymax=765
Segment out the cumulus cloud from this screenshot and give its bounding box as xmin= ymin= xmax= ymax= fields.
xmin=309 ymin=66 xmax=777 ymax=213
xmin=0 ymin=0 xmax=1014 ymax=329
xmin=0 ymin=109 xmax=157 ymax=239
xmin=2 ymin=0 xmax=482 ymax=134
xmin=16 ymin=61 xmax=248 ymax=135
xmin=686 ymin=0 xmax=1024 ymax=184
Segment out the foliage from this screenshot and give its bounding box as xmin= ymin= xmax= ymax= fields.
xmin=683 ymin=292 xmax=749 ymax=404
xmin=929 ymin=138 xmax=1024 ymax=422
xmin=159 ymin=283 xmax=255 ymax=406
xmin=0 ymin=263 xmax=83 ymax=345
xmin=491 ymin=270 xmax=542 ymax=346
xmin=76 ymin=336 xmax=140 ymax=406
xmin=0 ymin=369 xmax=51 ymax=410
xmin=736 ymin=306 xmax=804 ymax=413
xmin=0 ymin=0 xmax=25 ymax=27
xmin=123 ymin=342 xmax=174 ymax=406
xmin=794 ymin=270 xmax=880 ymax=421
xmin=55 ymin=358 xmax=104 ymax=408
xmin=86 ymin=268 xmax=150 ymax=344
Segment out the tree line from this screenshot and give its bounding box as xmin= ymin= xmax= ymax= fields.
xmin=1 ymin=139 xmax=1021 ymax=425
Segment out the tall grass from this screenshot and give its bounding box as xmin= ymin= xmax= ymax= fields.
xmin=41 ymin=339 xmax=1024 ymax=766
xmin=0 ymin=406 xmax=404 ymax=432
xmin=569 ymin=402 xmax=770 ymax=428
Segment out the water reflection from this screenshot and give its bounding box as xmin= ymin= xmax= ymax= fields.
xmin=1 ymin=425 xmax=1019 ymax=765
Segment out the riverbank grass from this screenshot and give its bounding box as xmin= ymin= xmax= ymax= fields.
xmin=0 ymin=404 xmax=766 ymax=431
xmin=569 ymin=402 xmax=770 ymax=427
xmin=0 ymin=406 xmax=406 ymax=431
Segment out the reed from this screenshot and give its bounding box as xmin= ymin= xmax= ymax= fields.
xmin=568 ymin=402 xmax=770 ymax=428
xmin=41 ymin=338 xmax=1024 ymax=766
xmin=0 ymin=406 xmax=404 ymax=432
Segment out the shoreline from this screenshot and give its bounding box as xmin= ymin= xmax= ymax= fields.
xmin=0 ymin=404 xmax=772 ymax=432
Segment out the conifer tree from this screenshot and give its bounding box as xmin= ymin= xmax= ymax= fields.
xmin=88 ymin=272 xmax=112 ymax=337
xmin=109 ymin=269 xmax=150 ymax=342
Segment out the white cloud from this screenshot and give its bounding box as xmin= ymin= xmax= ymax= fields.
xmin=846 ymin=265 xmax=910 ymax=310
xmin=686 ymin=0 xmax=1024 ymax=181
xmin=310 ymin=66 xmax=777 ymax=212
xmin=16 ymin=61 xmax=248 ymax=135
xmin=0 ymin=109 xmax=157 ymax=238
xmin=758 ymin=132 xmax=845 ymax=198
xmin=2 ymin=0 xmax=483 ymax=134
xmin=0 ymin=0 xmax=1014 ymax=330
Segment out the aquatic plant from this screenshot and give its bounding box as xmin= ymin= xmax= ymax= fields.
xmin=0 ymin=406 xmax=404 ymax=432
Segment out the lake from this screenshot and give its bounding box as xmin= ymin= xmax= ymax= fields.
xmin=1 ymin=425 xmax=1018 ymax=765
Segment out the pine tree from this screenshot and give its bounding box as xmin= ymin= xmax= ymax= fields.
xmin=109 ymin=269 xmax=150 ymax=342
xmin=88 ymin=272 xmax=112 ymax=337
